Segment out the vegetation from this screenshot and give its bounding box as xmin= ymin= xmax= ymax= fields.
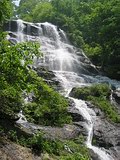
xmin=0 ymin=35 xmax=71 ymax=126
xmin=7 ymin=130 xmax=90 ymax=160
xmin=0 ymin=0 xmax=13 ymax=29
xmin=0 ymin=1 xmax=71 ymax=127
xmin=16 ymin=0 xmax=120 ymax=79
xmin=0 ymin=36 xmax=39 ymax=114
xmin=22 ymin=72 xmax=72 ymax=126
xmin=0 ymin=0 xmax=120 ymax=159
xmin=70 ymin=84 xmax=120 ymax=123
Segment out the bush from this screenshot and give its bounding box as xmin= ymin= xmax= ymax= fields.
xmin=0 ymin=36 xmax=72 ymax=126
xmin=89 ymin=97 xmax=120 ymax=123
xmin=0 ymin=37 xmax=40 ymax=118
xmin=18 ymin=132 xmax=90 ymax=160
xmin=23 ymin=73 xmax=72 ymax=126
xmin=70 ymin=83 xmax=110 ymax=100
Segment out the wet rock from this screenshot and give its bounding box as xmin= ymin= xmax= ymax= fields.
xmin=113 ymin=89 xmax=120 ymax=104
xmin=73 ymin=122 xmax=87 ymax=137
xmin=8 ymin=38 xmax=18 ymax=44
xmin=86 ymin=101 xmax=104 ymax=117
xmin=4 ymin=20 xmax=40 ymax=37
xmin=9 ymin=32 xmax=17 ymax=38
xmin=84 ymin=63 xmax=98 ymax=74
xmin=67 ymin=99 xmax=88 ymax=137
xmin=16 ymin=123 xmax=81 ymax=140
xmin=89 ymin=149 xmax=101 ymax=160
xmin=21 ymin=22 xmax=39 ymax=36
xmin=34 ymin=67 xmax=61 ymax=90
xmin=34 ymin=67 xmax=55 ymax=79
xmin=68 ymin=107 xmax=84 ymax=122
xmin=93 ymin=118 xmax=120 ymax=158
xmin=4 ymin=21 xmax=18 ymax=32
xmin=68 ymin=99 xmax=84 ymax=122
xmin=110 ymin=146 xmax=120 ymax=160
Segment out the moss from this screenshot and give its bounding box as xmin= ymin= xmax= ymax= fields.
xmin=70 ymin=83 xmax=120 ymax=123
xmin=70 ymin=83 xmax=110 ymax=100
xmin=88 ymin=96 xmax=120 ymax=123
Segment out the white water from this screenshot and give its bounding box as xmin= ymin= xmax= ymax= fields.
xmin=17 ymin=110 xmax=27 ymax=123
xmin=7 ymin=19 xmax=120 ymax=160
xmin=55 ymin=72 xmax=114 ymax=160
xmin=17 ymin=19 xmax=25 ymax=42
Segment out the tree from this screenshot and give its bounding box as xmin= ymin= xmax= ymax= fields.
xmin=32 ymin=2 xmax=54 ymax=22
xmin=0 ymin=37 xmax=40 ymax=117
xmin=0 ymin=0 xmax=13 ymax=29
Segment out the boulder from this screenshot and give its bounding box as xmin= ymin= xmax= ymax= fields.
xmin=67 ymin=98 xmax=85 ymax=122
xmin=93 ymin=118 xmax=120 ymax=159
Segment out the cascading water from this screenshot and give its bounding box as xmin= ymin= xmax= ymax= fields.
xmin=17 ymin=19 xmax=25 ymax=42
xmin=7 ymin=19 xmax=120 ymax=160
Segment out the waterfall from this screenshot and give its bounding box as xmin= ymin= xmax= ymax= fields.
xmin=7 ymin=19 xmax=120 ymax=160
xmin=17 ymin=19 xmax=25 ymax=42
xmin=17 ymin=110 xmax=27 ymax=123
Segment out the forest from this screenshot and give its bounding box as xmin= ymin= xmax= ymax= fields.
xmin=0 ymin=0 xmax=120 ymax=160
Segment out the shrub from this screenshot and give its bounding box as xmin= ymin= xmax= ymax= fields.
xmin=23 ymin=74 xmax=72 ymax=126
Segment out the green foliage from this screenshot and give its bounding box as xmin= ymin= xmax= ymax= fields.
xmin=82 ymin=0 xmax=120 ymax=69
xmin=0 ymin=35 xmax=40 ymax=117
xmin=70 ymin=84 xmax=120 ymax=123
xmin=0 ymin=34 xmax=71 ymax=126
xmin=13 ymin=132 xmax=90 ymax=160
xmin=71 ymin=83 xmax=111 ymax=100
xmin=88 ymin=97 xmax=120 ymax=123
xmin=32 ymin=2 xmax=54 ymax=23
xmin=59 ymin=138 xmax=90 ymax=160
xmin=0 ymin=125 xmax=4 ymax=134
xmin=8 ymin=130 xmax=18 ymax=142
xmin=84 ymin=44 xmax=103 ymax=64
xmin=17 ymin=0 xmax=41 ymax=20
xmin=17 ymin=0 xmax=120 ymax=79
xmin=23 ymin=73 xmax=72 ymax=126
xmin=0 ymin=0 xmax=13 ymax=30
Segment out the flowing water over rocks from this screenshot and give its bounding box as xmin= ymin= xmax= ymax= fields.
xmin=5 ymin=19 xmax=120 ymax=160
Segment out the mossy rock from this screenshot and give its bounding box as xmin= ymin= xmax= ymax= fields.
xmin=70 ymin=83 xmax=111 ymax=100
xmin=70 ymin=83 xmax=120 ymax=123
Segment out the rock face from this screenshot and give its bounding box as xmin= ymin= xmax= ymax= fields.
xmin=69 ymin=85 xmax=120 ymax=160
xmin=4 ymin=20 xmax=40 ymax=37
xmin=93 ymin=118 xmax=120 ymax=160
xmin=86 ymin=101 xmax=120 ymax=160
xmin=0 ymin=138 xmax=41 ymax=160
xmin=33 ymin=67 xmax=61 ymax=90
xmin=68 ymin=102 xmax=84 ymax=122
xmin=113 ymin=89 xmax=120 ymax=104
xmin=16 ymin=122 xmax=81 ymax=141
